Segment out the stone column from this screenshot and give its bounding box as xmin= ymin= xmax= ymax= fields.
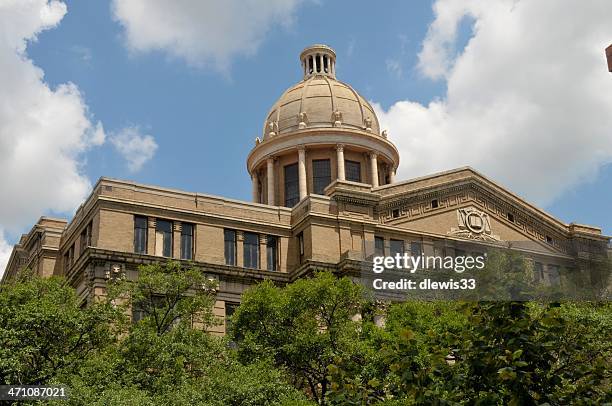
xmin=370 ymin=153 xmax=379 ymax=187
xmin=266 ymin=158 xmax=275 ymax=206
xmin=259 ymin=235 xmax=267 ymax=271
xmin=389 ymin=167 xmax=396 ymax=184
xmin=147 ymin=217 xmax=156 ymax=255
xmin=336 ymin=144 xmax=345 ymax=181
xmin=236 ymin=231 xmax=244 ymax=268
xmin=298 ymin=147 xmax=307 ymax=200
xmin=314 ymin=54 xmax=319 ymax=73
xmin=173 ymin=222 xmax=181 ymax=259
xmin=251 ymin=172 xmax=259 ymax=203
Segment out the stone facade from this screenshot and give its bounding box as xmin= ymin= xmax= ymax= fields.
xmin=3 ymin=45 xmax=610 ymax=334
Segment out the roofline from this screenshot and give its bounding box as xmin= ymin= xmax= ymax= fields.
xmin=377 ymin=166 xmax=605 ymax=235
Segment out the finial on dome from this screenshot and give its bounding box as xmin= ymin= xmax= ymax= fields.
xmin=300 ymin=44 xmax=336 ymax=79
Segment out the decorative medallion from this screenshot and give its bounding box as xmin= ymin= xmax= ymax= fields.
xmin=448 ymin=207 xmax=500 ymax=241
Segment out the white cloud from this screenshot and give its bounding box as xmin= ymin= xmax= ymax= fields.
xmin=111 ymin=0 xmax=304 ymax=71
xmin=376 ymin=0 xmax=612 ymax=206
xmin=0 ymin=230 xmax=12 ymax=278
xmin=110 ymin=126 xmax=158 ymax=172
xmin=0 ymin=0 xmax=106 ymax=277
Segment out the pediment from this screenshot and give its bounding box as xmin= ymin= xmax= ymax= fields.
xmin=376 ymin=168 xmax=575 ymax=256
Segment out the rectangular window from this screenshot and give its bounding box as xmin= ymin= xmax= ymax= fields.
xmin=225 ymin=302 xmax=239 ymax=334
xmin=181 ymin=223 xmax=194 ymax=260
xmin=547 ymin=264 xmax=561 ymax=286
xmin=155 ymin=219 xmax=173 ymax=257
xmin=534 ymin=262 xmax=544 ymax=282
xmin=284 ymin=163 xmax=299 ymax=207
xmin=266 ymin=235 xmax=278 ymax=271
xmin=80 ymin=221 xmax=92 ymax=255
xmin=312 ymin=159 xmax=331 ymax=195
xmin=390 ymin=239 xmax=404 ymax=257
xmin=224 ymin=229 xmax=236 ymax=266
xmin=134 ymin=216 xmax=148 ymax=254
xmin=243 ymin=232 xmax=259 ymax=269
xmin=297 ymin=232 xmax=304 ymax=263
xmin=410 ymin=241 xmax=422 ymax=257
xmin=374 ymin=236 xmax=385 ymax=256
xmin=345 ymin=160 xmax=361 ymax=182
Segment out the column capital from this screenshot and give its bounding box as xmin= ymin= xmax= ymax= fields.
xmin=297 ymin=145 xmax=306 ymax=153
xmin=369 ymin=151 xmax=378 ymax=159
xmin=335 ymin=143 xmax=345 ymax=152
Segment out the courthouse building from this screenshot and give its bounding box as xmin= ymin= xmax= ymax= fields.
xmin=3 ymin=45 xmax=609 ymax=333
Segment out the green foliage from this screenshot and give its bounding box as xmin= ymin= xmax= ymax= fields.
xmin=1 ymin=260 xmax=609 ymax=405
xmin=108 ymin=261 xmax=219 ymax=335
xmin=230 ymin=272 xmax=367 ymax=405
xmin=0 ymin=270 xmax=124 ymax=385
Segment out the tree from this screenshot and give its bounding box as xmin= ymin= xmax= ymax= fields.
xmin=65 ymin=261 xmax=310 ymax=406
xmin=0 ymin=270 xmax=123 ymax=385
xmin=230 ymin=272 xmax=368 ymax=405
xmin=108 ymin=261 xmax=219 ymax=335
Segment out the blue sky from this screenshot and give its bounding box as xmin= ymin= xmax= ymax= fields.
xmin=1 ymin=0 xmax=611 ymax=264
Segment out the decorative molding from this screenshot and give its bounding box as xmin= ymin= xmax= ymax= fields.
xmin=447 ymin=207 xmax=500 ymax=242
xmin=378 ymin=182 xmax=568 ymax=252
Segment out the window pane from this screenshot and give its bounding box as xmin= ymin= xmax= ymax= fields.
xmin=224 ymin=229 xmax=236 ymax=266
xmin=375 ymin=236 xmax=384 ymax=256
xmin=156 ymin=220 xmax=173 ymax=257
xmin=284 ymin=163 xmax=299 ymax=207
xmin=243 ymin=232 xmax=259 ymax=269
xmin=410 ymin=242 xmax=422 ymax=257
xmin=345 ymin=160 xmax=361 ymax=182
xmin=181 ymin=223 xmax=193 ymax=260
xmin=312 ymin=159 xmax=331 ymax=195
xmin=390 ymin=239 xmax=404 ymax=256
xmin=134 ymin=216 xmax=148 ymax=254
xmin=267 ymin=236 xmax=277 ymax=271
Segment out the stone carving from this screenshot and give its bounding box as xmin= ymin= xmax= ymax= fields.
xmin=381 ymin=130 xmax=388 ymax=138
xmin=332 ymin=110 xmax=343 ymax=127
xmin=255 ymin=137 xmax=261 ymax=145
xmin=364 ymin=117 xmax=372 ymax=132
xmin=448 ymin=207 xmax=500 ymax=242
xmin=297 ymin=112 xmax=308 ymax=129
xmin=267 ymin=121 xmax=279 ymax=138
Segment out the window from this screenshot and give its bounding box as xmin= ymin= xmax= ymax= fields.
xmin=431 ymin=199 xmax=439 ymax=209
xmin=284 ymin=163 xmax=299 ymax=207
xmin=545 ymin=235 xmax=553 ymax=244
xmin=297 ymin=232 xmax=304 ymax=263
xmin=155 ymin=220 xmax=173 ymax=257
xmin=507 ymin=212 xmax=515 ymax=222
xmin=225 ymin=302 xmax=240 ymax=338
xmin=80 ymin=221 xmax=92 ymax=255
xmin=312 ymin=159 xmax=331 ymax=194
xmin=410 ymin=242 xmax=422 ymax=257
xmin=547 ymin=264 xmax=561 ymax=286
xmin=243 ymin=232 xmax=259 ymax=269
xmin=392 ymin=209 xmax=400 ymax=218
xmin=345 ymin=160 xmax=361 ymax=182
xmin=134 ymin=216 xmax=148 ymax=254
xmin=132 ymin=304 xmax=145 ymax=323
xmin=224 ymin=229 xmax=236 ymax=266
xmin=64 ymin=244 xmax=74 ymax=272
xmin=266 ymin=236 xmax=278 ymax=271
xmin=375 ymin=236 xmax=385 ymax=256
xmin=534 ymin=262 xmax=544 ymax=282
xmin=181 ymin=223 xmax=194 ymax=260
xmin=390 ymin=239 xmax=404 ymax=257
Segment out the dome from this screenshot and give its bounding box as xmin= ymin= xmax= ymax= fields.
xmin=262 ymin=45 xmax=380 ymax=139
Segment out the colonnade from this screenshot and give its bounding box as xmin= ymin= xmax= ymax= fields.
xmin=252 ymin=145 xmax=396 ymax=205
